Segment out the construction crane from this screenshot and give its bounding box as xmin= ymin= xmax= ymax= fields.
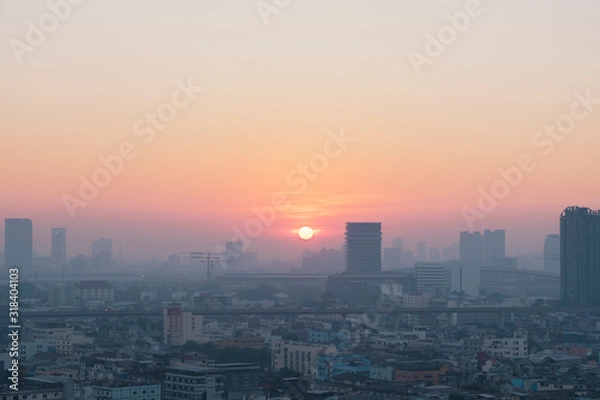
xmin=179 ymin=252 xmax=222 ymax=281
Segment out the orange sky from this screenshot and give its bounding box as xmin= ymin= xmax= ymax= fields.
xmin=1 ymin=0 xmax=599 ymax=261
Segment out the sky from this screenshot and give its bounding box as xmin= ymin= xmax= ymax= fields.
xmin=1 ymin=0 xmax=600 ymax=262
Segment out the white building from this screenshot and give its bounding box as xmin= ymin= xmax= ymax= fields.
xmin=164 ymin=364 xmax=224 ymax=400
xmin=163 ymin=303 xmax=204 ymax=345
xmin=481 ymin=335 xmax=528 ymax=359
xmin=271 ymin=339 xmax=336 ymax=378
xmin=415 ymin=262 xmax=452 ymax=296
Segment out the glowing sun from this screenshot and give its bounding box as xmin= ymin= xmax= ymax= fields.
xmin=298 ymin=226 xmax=314 ymax=240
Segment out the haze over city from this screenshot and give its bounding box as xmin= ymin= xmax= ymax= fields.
xmin=2 ymin=0 xmax=600 ymax=263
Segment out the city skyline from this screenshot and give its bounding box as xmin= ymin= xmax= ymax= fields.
xmin=2 ymin=1 xmax=600 ymax=261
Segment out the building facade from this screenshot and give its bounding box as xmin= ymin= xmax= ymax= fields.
xmin=560 ymin=206 xmax=600 ymax=306
xmin=51 ymin=227 xmax=67 ymax=268
xmin=4 ymin=218 xmax=33 ymax=270
xmin=345 ymin=222 xmax=382 ymax=274
xmin=543 ymin=234 xmax=560 ymax=273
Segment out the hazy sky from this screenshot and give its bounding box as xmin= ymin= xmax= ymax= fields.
xmin=1 ymin=0 xmax=599 ymax=262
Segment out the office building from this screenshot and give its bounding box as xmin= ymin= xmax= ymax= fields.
xmin=560 ymin=206 xmax=600 ymax=306
xmin=51 ymin=227 xmax=67 ymax=268
xmin=164 ymin=365 xmax=225 ymax=400
xmin=484 ymin=229 xmax=506 ymax=263
xmin=415 ymin=262 xmax=452 ymax=296
xmin=345 ymin=222 xmax=382 ymax=273
xmin=4 ymin=218 xmax=33 ymax=270
xmin=544 ymin=234 xmax=560 ymax=273
xmin=459 ymin=231 xmax=483 ymax=262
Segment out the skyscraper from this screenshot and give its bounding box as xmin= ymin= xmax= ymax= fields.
xmin=345 ymin=222 xmax=382 ymax=274
xmin=484 ymin=229 xmax=506 ymax=263
xmin=51 ymin=227 xmax=67 ymax=268
xmin=4 ymin=218 xmax=33 ymax=270
xmin=543 ymin=234 xmax=560 ymax=273
xmin=459 ymin=231 xmax=483 ymax=262
xmin=560 ymin=207 xmax=600 ymax=306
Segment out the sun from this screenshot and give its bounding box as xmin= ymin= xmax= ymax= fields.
xmin=298 ymin=226 xmax=314 ymax=240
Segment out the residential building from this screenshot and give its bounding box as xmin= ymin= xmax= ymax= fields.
xmin=560 ymin=206 xmax=600 ymax=306
xmin=271 ymin=339 xmax=336 ymax=378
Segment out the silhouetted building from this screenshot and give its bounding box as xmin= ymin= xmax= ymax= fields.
xmin=303 ymin=248 xmax=344 ymax=273
xmin=459 ymin=231 xmax=483 ymax=262
xmin=484 ymin=229 xmax=505 ymax=263
xmin=51 ymin=227 xmax=66 ymax=268
xmin=560 ymin=206 xmax=600 ymax=306
xmin=91 ymin=237 xmax=113 ymax=270
xmin=383 ymin=246 xmax=402 ymax=270
xmin=345 ymin=222 xmax=381 ymax=273
xmin=544 ymin=234 xmax=560 ymax=273
xmin=4 ymin=218 xmax=33 ymax=270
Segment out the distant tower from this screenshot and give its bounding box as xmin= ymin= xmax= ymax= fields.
xmin=51 ymin=228 xmax=67 ymax=268
xmin=417 ymin=242 xmax=427 ymax=262
xmin=345 ymin=222 xmax=382 ymax=274
xmin=5 ymin=218 xmax=33 ymax=270
xmin=560 ymin=207 xmax=600 ymax=306
xmin=543 ymin=234 xmax=560 ymax=273
xmin=484 ymin=229 xmax=506 ymax=264
xmin=460 ymin=231 xmax=483 ymax=262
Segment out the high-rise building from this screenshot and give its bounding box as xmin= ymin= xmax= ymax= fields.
xmin=392 ymin=238 xmax=404 ymax=250
xmin=383 ymin=247 xmax=402 ymax=270
xmin=543 ymin=234 xmax=560 ymax=273
xmin=4 ymin=218 xmax=33 ymax=270
xmin=51 ymin=227 xmax=67 ymax=268
xmin=560 ymin=206 xmax=600 ymax=306
xmin=345 ymin=222 xmax=382 ymax=274
xmin=417 ymin=242 xmax=427 ymax=262
xmin=91 ymin=237 xmax=113 ymax=270
xmin=459 ymin=231 xmax=483 ymax=262
xmin=484 ymin=229 xmax=506 ymax=263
